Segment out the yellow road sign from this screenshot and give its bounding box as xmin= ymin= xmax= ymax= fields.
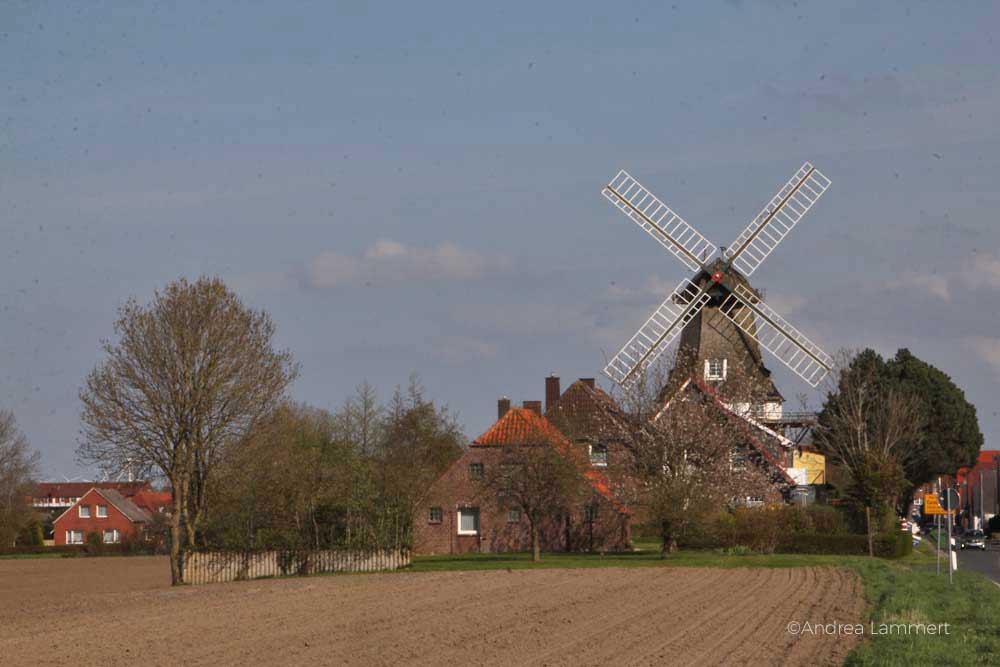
xmin=924 ymin=493 xmax=956 ymax=515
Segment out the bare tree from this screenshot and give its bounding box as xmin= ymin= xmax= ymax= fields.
xmin=615 ymin=352 xmax=781 ymax=557
xmin=337 ymin=381 xmax=385 ymax=458
xmin=377 ymin=376 xmax=465 ymax=547
xmin=0 ymin=411 xmax=40 ymax=548
xmin=78 ymin=277 xmax=297 ymax=584
xmin=477 ymin=433 xmax=589 ymax=562
xmin=814 ymin=350 xmax=924 ymax=556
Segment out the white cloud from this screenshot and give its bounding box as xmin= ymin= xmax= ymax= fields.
xmin=891 ymin=270 xmax=952 ymax=301
xmin=959 ymin=253 xmax=1000 ymax=290
xmin=888 ymin=252 xmax=1000 ymax=302
xmin=966 ymin=336 xmax=1000 ymax=377
xmin=308 ymin=239 xmax=508 ymax=288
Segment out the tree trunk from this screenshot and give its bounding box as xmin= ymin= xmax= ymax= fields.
xmin=531 ymin=521 xmax=541 ymax=562
xmin=169 ymin=511 xmax=184 ymax=585
xmin=866 ymin=505 xmax=874 ymax=558
xmin=660 ymin=521 xmax=677 ymax=559
xmin=169 ymin=477 xmax=188 ymax=585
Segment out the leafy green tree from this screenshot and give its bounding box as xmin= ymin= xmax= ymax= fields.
xmin=816 ymin=350 xmax=926 ymax=556
xmin=886 ymin=349 xmax=983 ymax=498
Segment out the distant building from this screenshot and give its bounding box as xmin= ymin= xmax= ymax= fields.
xmin=32 ymin=481 xmax=152 ymax=511
xmin=52 ymin=487 xmax=170 ymax=546
xmin=955 ymin=450 xmax=1000 ymax=527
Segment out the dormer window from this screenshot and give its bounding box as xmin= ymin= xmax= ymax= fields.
xmin=589 ymin=444 xmax=608 ymax=468
xmin=705 ymin=358 xmax=727 ymax=381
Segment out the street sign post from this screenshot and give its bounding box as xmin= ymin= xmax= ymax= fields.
xmin=940 ymin=488 xmax=960 ymax=584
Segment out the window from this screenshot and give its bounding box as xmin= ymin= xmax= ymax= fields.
xmin=729 ymin=448 xmax=748 ymax=472
xmin=96 ymin=505 xmax=108 ymax=518
xmin=507 ymin=508 xmax=521 ymax=524
xmin=704 ymin=358 xmax=727 ymax=381
xmin=745 ymin=495 xmax=765 ymax=507
xmin=457 ymin=507 xmax=480 ymax=535
xmin=469 ymin=463 xmax=484 ymax=480
xmin=103 ymin=529 xmax=120 ymax=544
xmin=78 ymin=504 xmax=91 ymax=518
xmin=66 ymin=530 xmax=84 ymax=544
xmin=428 ymin=507 xmax=443 ymax=524
xmin=584 ymin=504 xmax=599 ymax=522
xmin=589 ymin=444 xmax=608 ymax=468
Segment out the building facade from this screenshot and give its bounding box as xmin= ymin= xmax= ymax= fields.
xmin=413 ymin=403 xmax=630 ymax=555
xmin=52 ymin=487 xmax=168 ymax=546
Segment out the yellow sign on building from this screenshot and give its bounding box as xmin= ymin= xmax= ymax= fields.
xmin=792 ymin=448 xmax=826 ymax=485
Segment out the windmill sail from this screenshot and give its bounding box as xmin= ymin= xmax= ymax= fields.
xmin=725 ymin=163 xmax=831 ymax=277
xmin=719 ymin=284 xmax=832 ymax=387
xmin=604 ymin=279 xmax=711 ymax=387
xmin=603 ymin=170 xmax=717 ymax=272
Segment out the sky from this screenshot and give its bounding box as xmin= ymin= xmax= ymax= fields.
xmin=2 ymin=1 xmax=999 ymax=478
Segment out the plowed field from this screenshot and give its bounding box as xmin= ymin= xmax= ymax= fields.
xmin=0 ymin=556 xmax=865 ymax=666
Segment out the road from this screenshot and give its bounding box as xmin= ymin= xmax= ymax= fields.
xmin=957 ymin=547 xmax=1000 ymax=585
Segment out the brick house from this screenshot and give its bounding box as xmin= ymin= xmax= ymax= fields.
xmin=655 ymin=375 xmax=796 ymax=505
xmin=52 ymin=487 xmax=170 ymax=546
xmin=413 ymin=402 xmax=630 ymax=555
xmin=544 ymin=375 xmax=652 ymax=511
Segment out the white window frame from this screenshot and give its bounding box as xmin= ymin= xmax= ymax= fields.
xmin=78 ymin=504 xmax=91 ymax=518
xmin=507 ymin=508 xmax=521 ymax=524
xmin=457 ymin=507 xmax=480 ymax=535
xmin=103 ymin=529 xmax=120 ymax=544
xmin=96 ymin=504 xmax=108 ymax=518
xmin=589 ymin=443 xmax=608 ymax=468
xmin=66 ymin=530 xmax=84 ymax=545
xmin=704 ymin=358 xmax=727 ymax=381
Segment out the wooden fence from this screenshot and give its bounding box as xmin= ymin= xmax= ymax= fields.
xmin=182 ymin=548 xmax=410 ymax=585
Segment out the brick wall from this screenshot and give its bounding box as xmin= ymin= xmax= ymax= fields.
xmin=413 ymin=448 xmax=630 ymax=555
xmin=52 ymin=489 xmax=142 ymax=546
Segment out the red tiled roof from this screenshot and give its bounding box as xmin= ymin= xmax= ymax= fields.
xmin=131 ymin=490 xmax=172 ymax=513
xmin=473 ymin=408 xmax=572 ymax=447
xmin=34 ymin=481 xmax=151 ymax=500
xmin=473 ymin=408 xmax=628 ymax=513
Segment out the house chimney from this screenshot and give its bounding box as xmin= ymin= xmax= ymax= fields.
xmin=545 ymin=375 xmax=560 ymax=412
xmin=498 ymin=396 xmax=511 ymax=419
xmin=580 ymin=377 xmax=595 ymax=389
xmin=522 ymin=400 xmax=542 ymax=416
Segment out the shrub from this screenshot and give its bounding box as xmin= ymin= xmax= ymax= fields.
xmin=679 ymin=505 xmax=908 ymax=558
xmin=84 ymin=531 xmax=105 ymax=555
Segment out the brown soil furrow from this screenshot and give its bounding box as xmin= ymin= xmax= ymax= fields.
xmin=0 ymin=557 xmax=867 ymax=667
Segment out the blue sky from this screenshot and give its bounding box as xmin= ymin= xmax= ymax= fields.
xmin=2 ymin=1 xmax=999 ymax=477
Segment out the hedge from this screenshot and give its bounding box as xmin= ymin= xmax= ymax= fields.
xmin=0 ymin=542 xmax=160 ymax=557
xmin=673 ymin=506 xmax=913 ymax=559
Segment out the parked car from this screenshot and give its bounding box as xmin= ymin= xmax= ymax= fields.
xmin=961 ymin=530 xmax=986 ymax=551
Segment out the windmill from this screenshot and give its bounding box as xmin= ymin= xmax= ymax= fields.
xmin=601 ymin=163 xmax=833 ymax=391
